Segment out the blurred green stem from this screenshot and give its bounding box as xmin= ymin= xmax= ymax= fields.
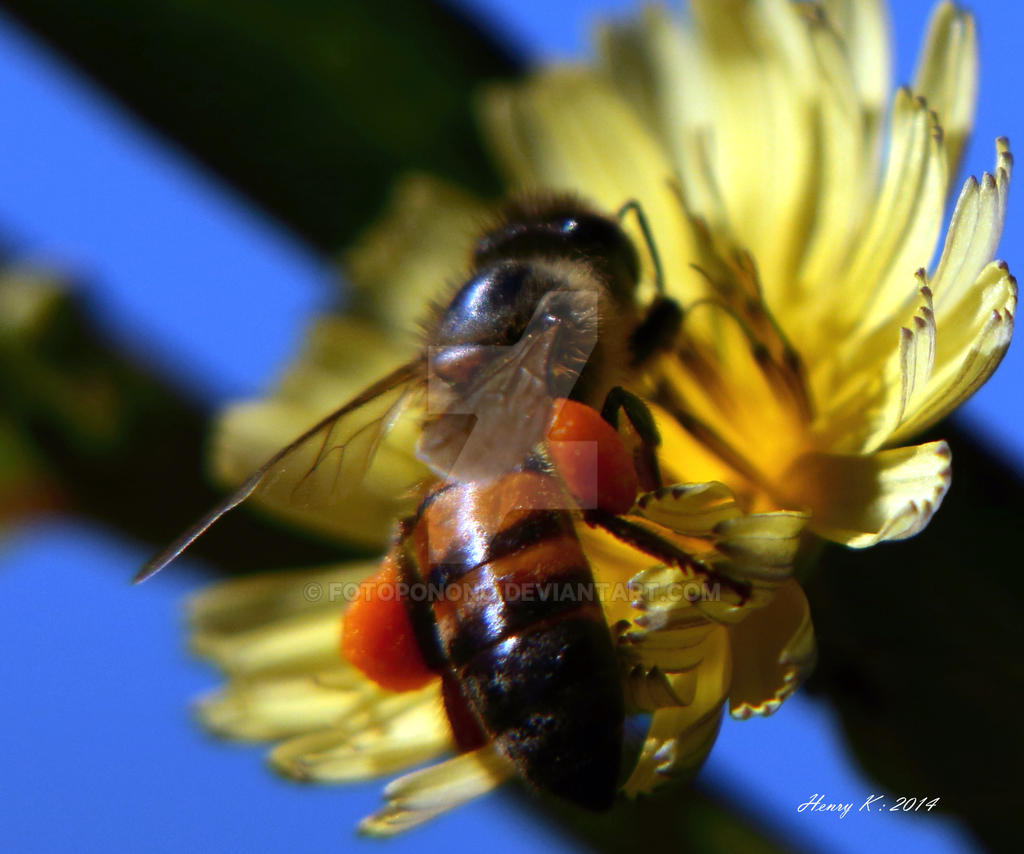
xmin=0 ymin=0 xmax=519 ymax=252
xmin=0 ymin=273 xmax=344 ymax=571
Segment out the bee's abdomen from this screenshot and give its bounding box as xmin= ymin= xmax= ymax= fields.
xmin=402 ymin=472 xmax=623 ymax=810
xmin=461 ymin=616 xmax=623 ymax=810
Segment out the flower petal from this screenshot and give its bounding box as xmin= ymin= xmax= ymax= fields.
xmin=912 ymin=1 xmax=977 ymax=177
xmin=196 ymin=672 xmax=375 ymax=741
xmin=270 ymin=690 xmax=450 ymax=782
xmin=712 ymin=511 xmax=808 ymax=582
xmin=929 ymin=139 xmax=1012 ymax=315
xmin=627 ymin=482 xmax=807 ymax=627
xmin=622 ymin=707 xmax=723 ymax=798
xmin=359 ymin=747 xmax=512 ymax=836
xmin=683 ymin=0 xmax=822 ymax=294
xmin=649 ymin=400 xmax=756 ymax=498
xmin=694 ymin=511 xmax=807 ymax=625
xmin=192 ymin=607 xmax=342 ymax=678
xmin=727 ymin=578 xmax=816 ymax=719
xmin=820 ymin=277 xmax=937 ymax=453
xmin=820 ymin=89 xmax=947 ymax=355
xmin=634 ymin=481 xmax=740 ymax=534
xmin=344 ymin=174 xmax=489 ymax=335
xmin=623 ymin=663 xmax=699 ymax=712
xmin=621 ymin=624 xmax=730 ymax=796
xmin=658 ymin=300 xmax=812 ymax=493
xmin=786 ymin=440 xmax=952 ymax=547
xmin=795 ymin=0 xmax=890 ymax=302
xmin=819 ymin=0 xmax=890 ymax=128
xmin=817 ymin=143 xmax=1013 ymax=447
xmin=622 ymin=618 xmax=719 ymax=672
xmin=188 ymin=563 xmax=375 ymax=635
xmin=887 ymin=141 xmax=1016 ymax=439
xmin=894 ymin=261 xmax=1016 ymax=441
xmin=793 ymin=10 xmax=885 ymax=306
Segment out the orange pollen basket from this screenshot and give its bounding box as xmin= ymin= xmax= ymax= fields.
xmin=340 ymin=555 xmax=434 ymax=692
xmin=546 ymin=398 xmax=638 ymax=516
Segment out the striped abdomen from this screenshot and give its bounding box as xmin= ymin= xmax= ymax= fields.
xmin=395 ymin=470 xmax=624 ymax=810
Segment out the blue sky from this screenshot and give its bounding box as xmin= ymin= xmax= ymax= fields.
xmin=0 ymin=2 xmax=1017 ymax=852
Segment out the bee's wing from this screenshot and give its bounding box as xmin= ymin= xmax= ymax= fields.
xmin=135 ymin=360 xmax=424 ymax=583
xmin=418 ymin=289 xmax=598 ymax=483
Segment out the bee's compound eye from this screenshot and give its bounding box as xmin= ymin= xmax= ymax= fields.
xmin=340 ymin=555 xmax=435 ymax=692
xmin=546 ymin=398 xmax=639 ymax=516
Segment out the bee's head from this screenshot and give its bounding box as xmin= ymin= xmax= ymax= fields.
xmin=473 ymin=195 xmax=640 ymax=304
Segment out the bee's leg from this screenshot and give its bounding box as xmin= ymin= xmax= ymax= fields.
xmin=628 ymin=295 xmax=682 ymax=368
xmin=584 ymin=508 xmax=752 ymax=605
xmin=600 ymin=386 xmax=663 ymax=493
xmin=618 ymin=198 xmax=683 ymax=366
xmin=617 ymin=199 xmax=664 ymax=294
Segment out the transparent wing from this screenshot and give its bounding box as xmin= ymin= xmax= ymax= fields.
xmin=417 ymin=289 xmax=599 ymax=482
xmin=135 ymin=360 xmax=423 ymax=582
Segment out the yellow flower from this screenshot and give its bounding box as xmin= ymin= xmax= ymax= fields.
xmin=189 ymin=0 xmax=1013 ymax=835
xmin=479 ymin=0 xmax=1014 ymax=547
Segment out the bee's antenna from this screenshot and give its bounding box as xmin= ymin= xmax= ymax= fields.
xmin=617 ymin=199 xmax=665 ymax=295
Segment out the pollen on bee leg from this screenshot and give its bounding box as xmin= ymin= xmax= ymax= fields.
xmin=340 ymin=553 xmax=436 ymax=693
xmin=546 ymin=398 xmax=639 ymax=515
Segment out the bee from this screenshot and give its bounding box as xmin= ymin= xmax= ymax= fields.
xmin=138 ymin=195 xmax=693 ymax=810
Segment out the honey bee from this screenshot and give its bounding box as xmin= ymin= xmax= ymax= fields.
xmin=139 ymin=195 xmax=697 ymax=810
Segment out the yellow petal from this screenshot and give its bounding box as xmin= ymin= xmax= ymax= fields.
xmin=622 ymin=624 xmax=730 ymax=796
xmin=794 ymin=0 xmax=891 ymax=312
xmin=821 ymin=277 xmax=937 ymax=453
xmin=596 ymin=5 xmax=730 ymax=232
xmin=579 ymin=515 xmax=663 ymax=583
xmin=634 ymin=481 xmax=740 ymax=534
xmin=811 ymin=135 xmax=1011 ymax=452
xmin=622 ymin=618 xmax=719 ymax=672
xmin=593 ymin=7 xmax=679 ymax=155
xmin=712 ymin=511 xmax=807 ymax=582
xmin=894 ymin=261 xmax=1016 ymax=441
xmin=786 ymin=440 xmax=952 ymax=547
xmin=649 ymin=399 xmax=755 ymax=499
xmin=912 ymin=2 xmax=977 ymax=177
xmin=359 ymin=747 xmax=512 ymax=837
xmin=344 ymin=174 xmax=489 ymax=336
xmin=624 ymin=481 xmax=806 ymax=628
xmin=196 ymin=672 xmax=372 ymax=741
xmin=822 ymin=89 xmax=947 ymax=353
xmin=819 ymin=0 xmax=890 ymax=129
xmin=888 ymin=141 xmax=1016 ymax=439
xmin=695 ymin=511 xmax=807 ymax=624
xmin=624 ymin=664 xmax=699 ymax=712
xmin=659 ymin=302 xmax=810 ymax=490
xmin=270 ymin=691 xmax=450 ymax=782
xmin=793 ymin=11 xmax=883 ymax=309
xmin=929 ymin=140 xmax=1012 ymax=315
xmin=684 ymin=0 xmax=819 ymax=292
xmin=727 ymin=578 xmax=816 ymax=719
xmin=623 ymin=707 xmax=723 ymax=798
xmin=188 ymin=563 xmax=375 ymax=635
xmin=192 ymin=607 xmax=342 ymax=678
